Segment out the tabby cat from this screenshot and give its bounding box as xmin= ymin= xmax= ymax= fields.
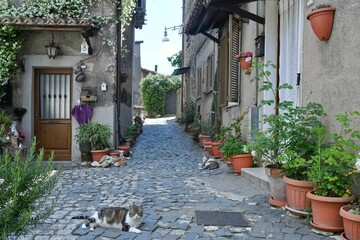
xmin=72 ymin=204 xmax=143 ymax=233
xmin=199 ymin=151 xmax=219 ymax=170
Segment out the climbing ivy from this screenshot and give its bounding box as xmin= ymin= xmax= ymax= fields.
xmin=141 ymin=74 xmax=181 ymax=117
xmin=0 ymin=25 xmax=21 ymax=97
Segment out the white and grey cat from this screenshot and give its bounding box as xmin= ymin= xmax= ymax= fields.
xmin=72 ymin=204 xmax=143 ymax=233
xmin=199 ymin=151 xmax=219 ymax=170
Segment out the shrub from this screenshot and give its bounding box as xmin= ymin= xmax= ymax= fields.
xmin=0 ymin=140 xmax=59 ymax=238
xmin=141 ymin=74 xmax=181 ymax=117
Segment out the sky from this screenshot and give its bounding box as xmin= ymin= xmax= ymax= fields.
xmin=135 ymin=0 xmax=183 ymax=75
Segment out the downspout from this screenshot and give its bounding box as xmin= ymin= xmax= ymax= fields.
xmin=296 ymin=0 xmax=304 ymax=107
xmin=116 ymin=0 xmax=123 ymax=147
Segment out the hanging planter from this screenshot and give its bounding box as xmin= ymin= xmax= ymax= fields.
xmin=234 ymin=51 xmax=252 ymax=75
xmin=307 ymin=5 xmax=336 ymax=41
xmin=239 ymin=58 xmax=252 ymax=75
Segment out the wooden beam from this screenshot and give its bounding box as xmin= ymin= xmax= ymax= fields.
xmin=219 ymin=6 xmax=265 ymax=24
xmin=201 ymin=31 xmax=220 ymax=45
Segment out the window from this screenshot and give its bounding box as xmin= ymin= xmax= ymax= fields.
xmin=196 ymin=67 xmax=202 ymax=97
xmin=219 ymin=15 xmax=240 ymax=107
xmin=206 ymin=53 xmax=214 ymax=92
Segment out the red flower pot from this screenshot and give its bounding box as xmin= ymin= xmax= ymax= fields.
xmin=307 ymin=191 xmax=355 ymax=232
xmin=340 ymin=205 xmax=360 ymax=240
xmin=307 ymin=7 xmax=336 ymax=41
xmin=230 ymin=154 xmax=253 ymax=174
xmin=283 ymin=176 xmax=314 ymax=212
xmin=239 ymin=58 xmax=252 ymax=75
xmin=211 ymin=142 xmax=222 ymax=158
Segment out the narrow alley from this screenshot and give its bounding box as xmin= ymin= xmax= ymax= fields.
xmin=23 ymin=117 xmax=333 ymax=240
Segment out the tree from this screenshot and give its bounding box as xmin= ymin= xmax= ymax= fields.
xmin=167 ymin=51 xmax=182 ymax=69
xmin=141 ymin=74 xmax=181 ymax=117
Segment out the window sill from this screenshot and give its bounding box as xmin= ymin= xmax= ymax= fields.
xmin=225 ymin=102 xmax=238 ymax=110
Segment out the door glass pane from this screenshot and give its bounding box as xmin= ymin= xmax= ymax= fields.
xmin=39 ymin=73 xmax=71 ymax=119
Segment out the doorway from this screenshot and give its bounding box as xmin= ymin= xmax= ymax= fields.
xmin=34 ymin=68 xmax=72 ymax=160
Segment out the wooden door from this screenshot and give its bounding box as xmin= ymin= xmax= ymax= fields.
xmin=34 ymin=69 xmax=72 ymax=160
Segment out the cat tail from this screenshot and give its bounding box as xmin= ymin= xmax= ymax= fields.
xmin=71 ymin=215 xmax=89 ymax=219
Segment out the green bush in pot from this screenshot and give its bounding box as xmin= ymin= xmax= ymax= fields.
xmin=307 ymin=110 xmax=360 ymax=197
xmin=87 ymin=122 xmax=112 ymax=150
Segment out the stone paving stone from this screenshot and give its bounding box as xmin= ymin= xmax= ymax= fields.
xmin=34 ymin=236 xmax=51 ymax=240
xmin=101 ymin=228 xmax=122 ymax=238
xmin=115 ymin=232 xmax=137 ymax=240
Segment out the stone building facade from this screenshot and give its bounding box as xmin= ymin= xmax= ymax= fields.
xmin=182 ymin=0 xmax=360 ymax=139
xmin=1 ymin=0 xmax=146 ymax=161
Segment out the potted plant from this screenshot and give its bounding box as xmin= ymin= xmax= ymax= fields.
xmin=219 ymin=110 xmax=253 ymax=174
xmin=72 ymin=104 xmax=93 ymax=154
xmin=249 ymin=61 xmax=295 ymax=207
xmin=220 ymin=140 xmax=253 ymax=174
xmin=306 ymin=111 xmax=360 ymax=232
xmin=280 ymin=102 xmax=325 ymax=213
xmin=87 ymin=122 xmax=112 ymax=161
xmin=340 ymin=171 xmax=360 ymax=240
xmin=307 ymin=4 xmax=336 ymax=41
xmin=234 ymin=51 xmax=252 ymax=75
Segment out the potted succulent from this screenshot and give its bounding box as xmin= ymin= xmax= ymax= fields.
xmin=234 ymin=51 xmax=252 ymax=75
xmin=307 ymin=4 xmax=336 ymax=41
xmin=306 ymin=110 xmax=360 ymax=232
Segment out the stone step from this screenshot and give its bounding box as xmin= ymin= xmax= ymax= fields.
xmin=241 ymin=167 xmax=270 ymax=193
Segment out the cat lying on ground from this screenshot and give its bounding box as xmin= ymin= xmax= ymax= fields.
xmin=72 ymin=204 xmax=143 ymax=233
xmin=199 ymin=151 xmax=219 ymax=170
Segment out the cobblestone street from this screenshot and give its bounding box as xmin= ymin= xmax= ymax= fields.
xmin=22 ymin=117 xmax=335 ymax=240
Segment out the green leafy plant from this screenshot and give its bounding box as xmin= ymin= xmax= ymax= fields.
xmin=87 ymin=122 xmax=112 ymax=150
xmin=307 ymin=111 xmax=360 ymax=197
xmin=0 ymin=110 xmax=12 ymax=126
xmin=0 ymin=140 xmax=59 ymax=238
xmin=220 ymin=140 xmax=250 ymax=159
xmin=180 ymin=100 xmax=196 ymax=125
xmin=141 ymin=74 xmax=181 ymax=117
xmin=74 ymin=123 xmax=92 ymax=146
xmin=249 ymin=62 xmax=325 ymax=169
xmin=167 ymin=51 xmax=182 ymax=69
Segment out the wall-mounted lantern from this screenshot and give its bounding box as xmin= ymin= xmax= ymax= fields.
xmin=254 ymin=34 xmax=265 ymax=57
xmin=44 ymin=32 xmax=60 ymax=59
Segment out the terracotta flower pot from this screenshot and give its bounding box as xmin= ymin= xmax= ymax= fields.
xmin=211 ymin=142 xmax=222 ymax=158
xmin=340 ymin=205 xmax=360 ymax=240
xmin=265 ymin=166 xmax=287 ymax=207
xmin=204 ymin=141 xmax=213 ymax=155
xmin=307 ymin=191 xmax=355 ymax=232
xmin=239 ymin=58 xmax=252 ymax=75
xmin=90 ymin=149 xmax=110 ymax=162
xmin=118 ymin=145 xmax=130 ymax=156
xmin=230 ymin=154 xmax=253 ymax=174
xmin=198 ymin=134 xmax=211 ymax=147
xmin=283 ymin=176 xmax=314 ymax=212
xmin=307 ymin=7 xmax=336 ymax=41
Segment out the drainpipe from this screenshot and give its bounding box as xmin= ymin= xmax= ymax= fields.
xmin=296 ymin=0 xmax=304 ymax=107
xmin=116 ymin=0 xmax=123 ymax=147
